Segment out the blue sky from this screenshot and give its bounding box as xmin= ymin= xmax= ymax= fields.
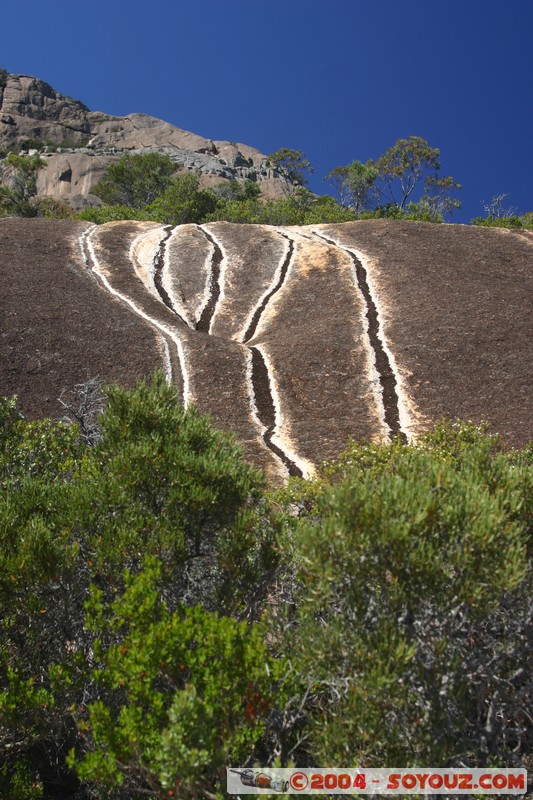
xmin=2 ymin=0 xmax=531 ymax=221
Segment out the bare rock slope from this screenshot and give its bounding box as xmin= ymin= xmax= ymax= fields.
xmin=0 ymin=73 xmax=287 ymax=208
xmin=1 ymin=218 xmax=531 ymax=482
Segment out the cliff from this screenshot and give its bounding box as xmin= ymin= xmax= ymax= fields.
xmin=0 ymin=72 xmax=288 ymax=209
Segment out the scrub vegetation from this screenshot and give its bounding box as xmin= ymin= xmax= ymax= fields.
xmin=0 ymin=374 xmax=531 ymax=798
xmin=1 ymin=136 xmax=531 ymax=228
xmin=77 ymin=138 xmax=465 ymax=227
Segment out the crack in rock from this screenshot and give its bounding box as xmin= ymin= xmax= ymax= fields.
xmin=249 ymin=346 xmax=303 ymax=478
xmin=314 ymin=230 xmax=407 ymax=443
xmin=81 ymin=223 xmax=305 ymax=478
xmin=152 ymin=225 xmax=190 ymax=326
xmin=242 ymin=232 xmax=294 ymax=343
xmin=240 ymin=230 xmax=303 ymax=476
xmin=196 ymin=227 xmax=223 ymax=333
xmin=78 ymin=225 xmax=189 ymax=408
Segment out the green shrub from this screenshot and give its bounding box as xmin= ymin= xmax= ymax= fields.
xmin=277 ymin=421 xmax=532 ymax=767
xmin=471 ymin=194 xmax=530 ymax=229
xmin=18 ymin=139 xmax=47 ymax=152
xmin=92 ymin=152 xmax=176 ymax=209
xmin=210 ymin=179 xmax=261 ymax=202
xmin=207 ymin=187 xmax=355 ymax=226
xmin=301 ymin=194 xmax=356 ymax=224
xmin=146 ymin=173 xmax=217 ymax=224
xmin=366 ymin=201 xmax=444 ymax=222
xmin=33 ymin=197 xmax=74 ymax=219
xmin=0 ymin=153 xmax=45 ymax=217
xmin=0 ymin=398 xmax=81 ymax=488
xmin=0 ymin=373 xmax=279 ymax=797
xmin=69 ymin=559 xmax=286 ymax=796
xmin=267 ymin=147 xmax=313 ymax=187
xmin=1 ymin=383 xmax=530 ymax=795
xmin=471 ymin=215 xmax=524 ymax=229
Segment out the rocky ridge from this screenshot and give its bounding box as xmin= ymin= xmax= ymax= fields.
xmin=0 ymin=72 xmax=288 ymax=208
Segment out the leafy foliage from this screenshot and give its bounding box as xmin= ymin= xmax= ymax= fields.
xmin=0 ymin=383 xmax=531 ymax=797
xmin=77 ymin=203 xmax=153 ymax=224
xmin=324 ymin=137 xmax=461 ymax=221
xmin=471 ymin=194 xmax=533 ymax=229
xmin=520 ymin=211 xmax=533 ymax=229
xmin=276 ymin=421 xmax=533 ymax=768
xmin=80 ymin=143 xmax=462 ymax=227
xmin=73 ymin=137 xmax=467 ymax=226
xmin=92 ymin=152 xmax=176 ymax=209
xmin=267 ymin=147 xmax=314 ymax=188
xmin=207 ymin=187 xmax=355 ymax=226
xmin=0 ymin=153 xmax=45 ymax=217
xmin=374 ymin=135 xmax=461 ymax=216
xmin=0 ymin=374 xmax=279 ymax=798
xmin=70 ymin=560 xmax=285 ymax=796
xmin=145 ymin=173 xmax=217 ymax=224
xmin=2 ymin=130 xmax=530 ymax=227
xmin=17 ymin=137 xmax=90 ymax=152
xmin=471 ymin=214 xmax=524 ymax=229
xmin=209 ymin=178 xmax=261 ymax=203
xmin=325 ymin=159 xmax=379 ymax=213
xmin=32 ymin=197 xmax=75 ymax=219
xmin=376 ymin=135 xmax=440 ymax=209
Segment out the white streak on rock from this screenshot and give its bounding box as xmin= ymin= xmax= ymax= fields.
xmin=80 ymin=225 xmax=191 ymax=408
xmin=313 ymin=227 xmax=414 ymax=441
xmin=194 ymin=225 xmax=216 ymax=326
xmin=129 ymin=225 xmax=166 ymax=296
xmin=310 ymin=228 xmax=388 ymax=439
xmin=161 ymin=226 xmax=196 ymax=328
xmin=78 ymin=224 xmax=96 ymax=270
xmin=238 ymin=233 xmax=291 ymax=343
xmin=160 ymin=336 xmax=173 ymax=385
xmin=256 ymin=342 xmax=315 ymax=479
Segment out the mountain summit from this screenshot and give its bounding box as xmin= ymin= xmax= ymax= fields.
xmin=0 ymin=71 xmax=286 ymax=208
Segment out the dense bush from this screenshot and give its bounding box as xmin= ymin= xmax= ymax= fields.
xmin=0 ymin=153 xmax=45 ymax=217
xmin=359 ymin=201 xmax=445 ymax=223
xmin=0 ymin=374 xmax=282 ymax=798
xmin=521 ymin=211 xmax=533 ymax=228
xmin=471 ymin=214 xmax=530 ymax=229
xmin=1 ymin=379 xmax=531 ymax=798
xmin=206 ymin=187 xmax=356 ymax=226
xmin=75 ymin=148 xmax=457 ymax=227
xmin=32 ymin=198 xmax=74 ymax=219
xmin=92 ymin=152 xmax=176 ymax=209
xmin=471 ymin=194 xmax=533 ymax=230
xmin=70 ymin=563 xmax=287 ymax=796
xmin=3 ymin=138 xmax=531 ymax=227
xmin=276 ymin=422 xmax=532 ymax=768
xmin=78 ymin=157 xmax=357 ymax=227
xmin=146 ymin=173 xmax=217 ymax=224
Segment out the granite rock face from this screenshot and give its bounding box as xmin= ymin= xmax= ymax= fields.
xmin=0 ymin=74 xmax=91 ymax=146
xmin=1 ymin=218 xmax=531 ymax=484
xmin=0 ymin=73 xmax=288 ymax=208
